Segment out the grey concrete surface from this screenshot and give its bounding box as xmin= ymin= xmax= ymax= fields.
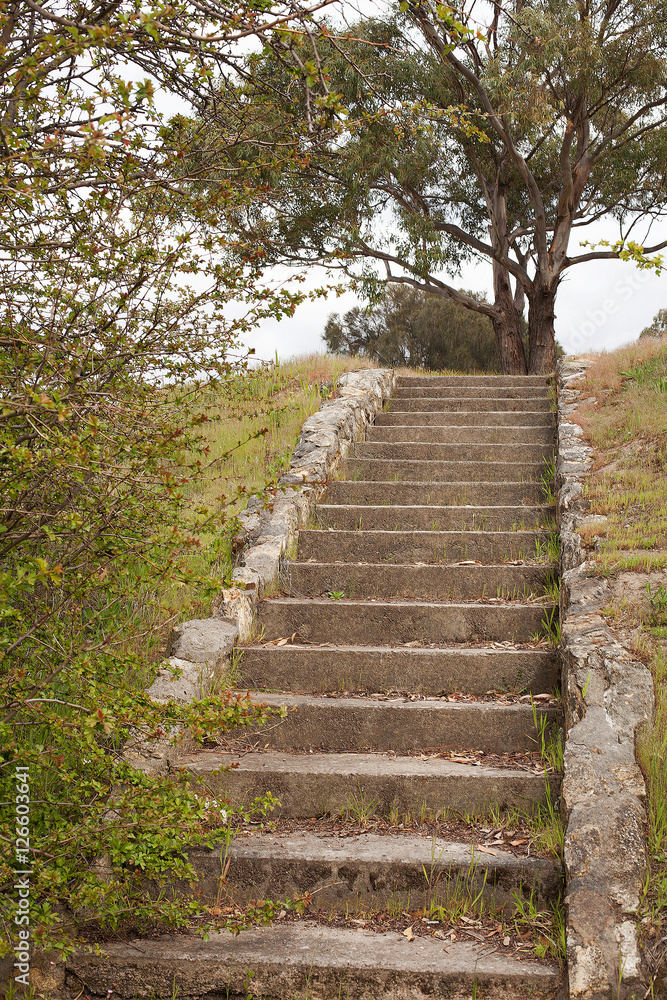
xmin=66 ymin=924 xmax=564 ymax=999
xmin=183 ymin=749 xmax=561 ymax=818
xmin=315 ymin=503 xmax=557 ymax=531
xmin=288 ymin=561 xmax=553 ymax=600
xmin=297 ymin=527 xmax=552 ymax=564
xmin=223 ymin=691 xmax=557 ymax=754
xmin=257 ymin=596 xmax=555 ymax=645
xmin=376 ymin=409 xmax=555 ymax=426
xmin=341 ymin=456 xmax=548 ymax=483
xmin=237 ymin=643 xmax=561 ymax=696
xmin=387 ymin=396 xmax=554 ymax=412
xmin=324 ymin=480 xmax=551 ymax=506
xmin=368 ymin=423 xmax=557 ymax=443
xmin=187 ymin=829 xmax=561 ymax=909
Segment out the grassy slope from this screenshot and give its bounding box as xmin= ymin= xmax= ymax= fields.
xmin=573 ymin=337 xmax=667 ymax=991
xmin=130 ymin=354 xmax=378 ymax=673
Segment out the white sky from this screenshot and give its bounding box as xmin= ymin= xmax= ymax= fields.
xmin=238 ymin=230 xmax=667 ymax=364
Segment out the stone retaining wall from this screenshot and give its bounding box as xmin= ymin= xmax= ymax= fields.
xmin=557 ymin=359 xmax=654 ymax=999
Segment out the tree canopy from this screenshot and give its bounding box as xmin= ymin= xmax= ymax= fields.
xmin=640 ymin=308 xmax=667 ymax=338
xmin=324 ymin=285 xmax=507 ymax=371
xmin=204 ymin=0 xmax=667 ymax=372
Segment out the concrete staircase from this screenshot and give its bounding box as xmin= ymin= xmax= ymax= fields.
xmin=75 ymin=375 xmax=565 ymax=999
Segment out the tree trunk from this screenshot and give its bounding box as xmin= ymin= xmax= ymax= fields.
xmin=492 ymin=264 xmax=527 ymax=374
xmin=527 ymin=282 xmax=557 ymax=374
xmin=491 ymin=310 xmax=527 ymax=374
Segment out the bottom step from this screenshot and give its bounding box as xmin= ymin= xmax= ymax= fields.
xmin=67 ymin=923 xmax=564 ymax=999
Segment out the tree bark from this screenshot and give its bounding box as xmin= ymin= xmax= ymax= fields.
xmin=491 ymin=260 xmax=527 ymax=374
xmin=527 ymin=281 xmax=557 ymax=373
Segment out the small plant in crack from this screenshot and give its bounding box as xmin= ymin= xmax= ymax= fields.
xmin=535 ymin=531 xmax=560 ymax=564
xmin=530 ymin=696 xmax=563 ymax=771
xmin=540 ymin=456 xmax=556 ymax=503
xmin=534 ymin=605 xmax=561 ymax=647
xmin=337 ymin=788 xmax=378 ymax=826
xmin=581 ymin=671 xmax=591 ymax=700
xmin=511 ymin=886 xmax=566 ymax=963
xmin=542 ymin=574 xmax=560 ymax=604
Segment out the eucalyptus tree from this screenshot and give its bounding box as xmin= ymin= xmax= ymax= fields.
xmin=206 ymin=0 xmax=667 ymax=372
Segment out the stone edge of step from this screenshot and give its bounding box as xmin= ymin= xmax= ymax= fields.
xmin=66 ymin=924 xmax=563 ymax=998
xmin=122 ymin=369 xmax=395 ymax=775
xmin=557 ymin=358 xmax=654 ymax=998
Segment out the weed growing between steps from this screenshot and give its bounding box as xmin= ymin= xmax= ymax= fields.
xmin=572 ymin=339 xmax=667 ymax=993
xmin=228 ymin=807 xmax=567 ymax=965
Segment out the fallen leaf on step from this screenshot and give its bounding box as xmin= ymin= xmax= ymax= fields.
xmin=475 ymin=845 xmax=498 ymax=856
xmin=276 ymin=638 xmax=288 ymax=646
xmin=510 ymin=838 xmax=528 ymax=846
xmin=403 ymin=925 xmax=415 ymax=941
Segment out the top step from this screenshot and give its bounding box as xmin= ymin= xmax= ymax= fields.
xmin=397 ymin=375 xmax=553 ymax=387
xmin=394 ymin=385 xmax=552 ymax=399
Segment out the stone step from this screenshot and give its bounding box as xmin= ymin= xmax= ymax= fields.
xmin=67 ymin=923 xmax=564 ymax=1000
xmin=297 ymin=528 xmax=551 ymax=564
xmin=324 ymin=481 xmax=550 ymax=507
xmin=314 ymin=504 xmax=557 ymax=531
xmin=257 ymin=597 xmax=555 ymax=645
xmin=355 ymin=441 xmax=554 ymax=463
xmin=393 ymin=384 xmax=552 ymax=399
xmin=367 ymin=424 xmax=556 ymax=444
xmin=288 ymin=562 xmax=552 ymax=601
xmin=237 ymin=644 xmax=560 ymax=696
xmin=376 ymin=410 xmax=555 ymax=426
xmin=387 ymin=396 xmax=553 ymax=412
xmin=397 ymin=374 xmax=553 ymax=387
xmin=227 ymin=693 xmax=556 ymax=755
xmin=190 ymin=829 xmax=561 ymax=910
xmin=341 ymin=457 xmax=548 ymax=483
xmin=182 ymin=749 xmax=560 ymax=818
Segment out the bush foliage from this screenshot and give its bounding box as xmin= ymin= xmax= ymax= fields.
xmin=0 ymin=0 xmax=326 ymax=959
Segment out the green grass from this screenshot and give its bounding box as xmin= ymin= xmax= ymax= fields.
xmin=130 ymin=354 xmax=376 ymax=663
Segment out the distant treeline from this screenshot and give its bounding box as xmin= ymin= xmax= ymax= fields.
xmin=323 ymin=287 xmax=523 ymax=372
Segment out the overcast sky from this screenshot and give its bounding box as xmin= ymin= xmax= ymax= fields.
xmin=238 ymin=222 xmax=667 ymax=364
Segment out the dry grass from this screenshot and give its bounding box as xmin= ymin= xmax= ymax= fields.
xmin=573 ymin=337 xmax=667 ymax=574
xmin=573 ymin=337 xmax=667 ymax=987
